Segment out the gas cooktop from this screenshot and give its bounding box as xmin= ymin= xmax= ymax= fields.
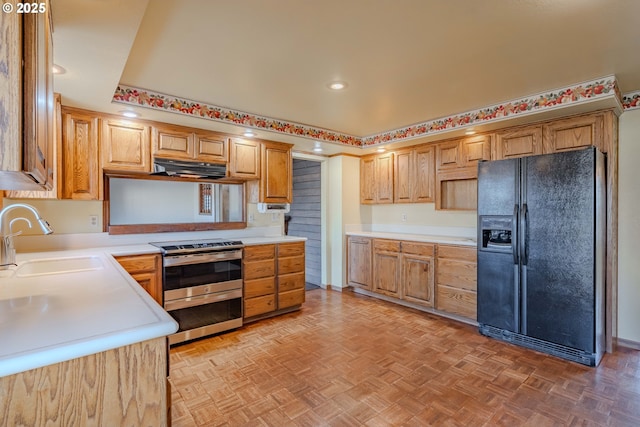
xmin=149 ymin=239 xmax=244 ymax=255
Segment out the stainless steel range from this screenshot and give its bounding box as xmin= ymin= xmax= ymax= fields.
xmin=150 ymin=239 xmax=244 ymax=345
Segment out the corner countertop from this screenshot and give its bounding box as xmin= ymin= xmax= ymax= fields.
xmin=345 ymin=231 xmax=477 ymax=246
xmin=0 ymin=246 xmax=177 ymax=378
xmin=0 ymin=235 xmax=305 ymax=378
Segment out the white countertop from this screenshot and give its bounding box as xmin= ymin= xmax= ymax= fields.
xmin=0 ymin=246 xmax=176 ymax=378
xmin=345 ymin=230 xmax=477 ymax=246
xmin=0 ymin=235 xmax=305 ymax=377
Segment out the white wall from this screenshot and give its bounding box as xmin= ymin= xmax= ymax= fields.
xmin=617 ymin=108 xmax=640 ymax=343
xmin=369 ymin=203 xmax=476 ymax=229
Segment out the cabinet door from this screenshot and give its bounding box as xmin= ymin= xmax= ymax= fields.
xmin=360 ymin=156 xmax=376 ymax=204
xmin=152 ymin=126 xmax=194 ymax=160
xmin=436 ymin=245 xmax=477 ymax=320
xmin=229 ymin=138 xmax=260 ymax=179
xmin=394 ymin=149 xmax=413 ymax=203
xmin=62 ymin=111 xmax=100 ymax=200
xmin=194 ymin=131 xmax=227 ymax=163
xmin=375 ymin=152 xmax=394 ymax=204
xmin=101 ymin=119 xmax=151 ymax=172
xmin=402 ymin=253 xmax=435 ymax=308
xmin=22 ymin=4 xmax=53 ymax=186
xmin=261 ymin=141 xmax=292 ymax=203
xmin=461 ymin=134 xmax=491 ymax=167
xmin=494 ymin=125 xmax=543 ymax=160
xmin=435 ymin=140 xmax=462 ymax=171
xmin=347 ymin=236 xmax=372 ymax=290
xmin=413 ymin=145 xmax=435 ymax=202
xmin=115 ymin=253 xmax=162 ymax=306
xmin=543 ymin=114 xmax=603 ymax=154
xmin=372 ymin=240 xmax=401 ymax=298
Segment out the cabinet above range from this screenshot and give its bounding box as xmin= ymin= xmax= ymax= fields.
xmin=56 ymin=107 xmax=293 ymax=203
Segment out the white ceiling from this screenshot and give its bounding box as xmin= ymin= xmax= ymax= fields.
xmin=51 ymin=0 xmax=640 ymax=155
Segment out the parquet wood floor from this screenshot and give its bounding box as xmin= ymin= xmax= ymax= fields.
xmin=169 ymin=289 xmax=640 ymax=426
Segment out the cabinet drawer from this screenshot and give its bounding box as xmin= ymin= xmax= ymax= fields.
xmin=244 ymin=259 xmax=276 ymax=280
xmin=278 ymin=241 xmax=305 ymax=257
xmin=115 ymin=254 xmax=158 ymax=273
xmin=401 ymin=242 xmax=435 ymax=257
xmin=278 ymin=288 xmax=305 ymax=309
xmin=279 ymin=272 xmax=305 ymax=292
xmin=436 ymin=285 xmax=477 ymax=320
xmin=278 ymin=255 xmax=305 ymax=275
xmin=436 ymin=258 xmax=477 ymax=291
xmin=244 ymin=295 xmax=275 ymax=318
xmin=437 ymin=245 xmax=476 ymax=262
xmin=244 ymin=244 xmax=276 ymax=261
xmin=373 ymin=239 xmax=401 ymax=252
xmin=244 ymin=277 xmax=275 ymax=298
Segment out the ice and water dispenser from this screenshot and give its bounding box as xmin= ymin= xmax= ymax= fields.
xmin=479 ymin=216 xmax=513 ymax=253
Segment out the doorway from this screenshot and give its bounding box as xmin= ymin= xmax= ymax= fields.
xmin=289 ymin=159 xmax=322 ymax=288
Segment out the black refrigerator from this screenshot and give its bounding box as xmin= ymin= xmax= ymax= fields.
xmin=477 ymin=147 xmax=605 ymax=366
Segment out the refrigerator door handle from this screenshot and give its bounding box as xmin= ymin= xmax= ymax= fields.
xmin=521 ymin=203 xmax=529 ymax=265
xmin=512 ymin=204 xmax=519 ymax=264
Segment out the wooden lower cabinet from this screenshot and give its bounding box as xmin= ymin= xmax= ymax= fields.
xmin=0 ymin=337 xmax=168 ymax=427
xmin=372 ymin=239 xmax=401 ymax=298
xmin=347 ymin=236 xmax=474 ymax=321
xmin=114 ymin=253 xmax=162 ymax=305
xmin=243 ymin=242 xmax=305 ymax=320
xmin=243 ymin=244 xmax=277 ymax=318
xmin=435 ymin=244 xmax=477 ymax=320
xmin=401 ymin=242 xmax=435 ymax=308
xmin=347 ymin=236 xmax=372 ymax=290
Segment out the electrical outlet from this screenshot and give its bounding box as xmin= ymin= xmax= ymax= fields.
xmin=271 ymin=213 xmax=279 ymax=222
xmin=89 ymin=215 xmax=98 ymax=227
xmin=248 ymin=213 xmax=255 ymax=223
xmin=401 ymin=213 xmax=407 ymax=222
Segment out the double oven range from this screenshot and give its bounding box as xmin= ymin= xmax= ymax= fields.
xmin=150 ymin=239 xmax=244 ymax=345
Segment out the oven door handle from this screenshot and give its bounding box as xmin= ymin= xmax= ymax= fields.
xmin=163 ymin=250 xmax=242 ymax=267
xmin=165 ymin=289 xmax=243 ymax=311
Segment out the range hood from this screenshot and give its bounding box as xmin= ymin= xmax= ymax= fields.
xmin=152 ymin=158 xmax=227 ymax=179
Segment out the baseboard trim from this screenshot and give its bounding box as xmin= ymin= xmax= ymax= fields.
xmin=615 ymin=337 xmax=640 ymax=351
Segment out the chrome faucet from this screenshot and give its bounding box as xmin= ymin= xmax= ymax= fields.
xmin=0 ymin=203 xmax=54 ymax=269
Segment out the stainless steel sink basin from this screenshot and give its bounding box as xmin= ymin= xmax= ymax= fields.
xmin=15 ymin=256 xmax=104 ymax=277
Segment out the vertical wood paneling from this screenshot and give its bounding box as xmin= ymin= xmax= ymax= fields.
xmin=289 ymin=159 xmax=321 ymax=286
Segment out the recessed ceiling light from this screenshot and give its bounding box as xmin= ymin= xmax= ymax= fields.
xmin=465 ymin=129 xmax=476 ymax=135
xmin=120 ymin=110 xmax=139 ymax=118
xmin=328 ymin=81 xmax=348 ymax=91
xmin=52 ymin=64 xmax=66 ymax=75
xmin=313 ymin=142 xmax=323 ymax=152
xmin=243 ymin=130 xmax=257 ymax=137
xmin=376 ymin=147 xmax=386 ymax=153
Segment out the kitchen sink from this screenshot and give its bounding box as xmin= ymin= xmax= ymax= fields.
xmin=15 ymin=256 xmax=104 ymax=278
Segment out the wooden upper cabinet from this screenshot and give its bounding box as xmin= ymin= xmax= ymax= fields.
xmin=101 ymin=119 xmax=151 ymax=172
xmin=461 ymin=134 xmax=491 ymax=167
xmin=360 ymin=156 xmax=376 ymax=204
xmin=152 ymin=126 xmax=194 ymax=160
xmin=493 ymin=125 xmax=543 ymax=160
xmin=229 ymin=138 xmax=260 ymax=179
xmin=0 ymin=2 xmax=55 ymax=191
xmin=61 ymin=110 xmax=100 ymax=200
xmin=360 ymin=152 xmax=393 ymax=204
xmin=435 ymin=140 xmax=462 ymax=171
xmin=194 ymin=131 xmax=227 ymax=163
xmin=375 ymin=153 xmax=394 ymax=204
xmin=543 ymin=113 xmax=603 ymax=153
xmin=260 ymin=141 xmax=292 ymax=203
xmin=395 ymin=145 xmax=434 ymax=203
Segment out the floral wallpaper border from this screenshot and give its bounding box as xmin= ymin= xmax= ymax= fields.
xmin=622 ymin=90 xmax=640 ymax=111
xmin=113 ymin=75 xmax=634 ymax=148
